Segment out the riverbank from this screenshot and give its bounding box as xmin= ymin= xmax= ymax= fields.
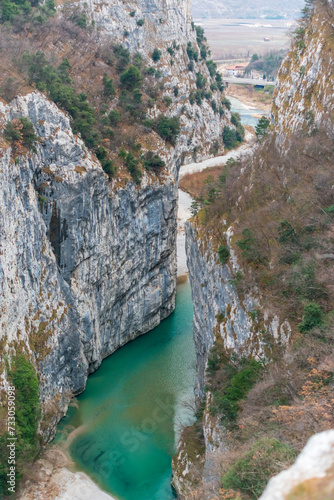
xmin=19 ymin=448 xmax=115 ymax=500
xmin=226 ymin=83 xmax=273 ymax=112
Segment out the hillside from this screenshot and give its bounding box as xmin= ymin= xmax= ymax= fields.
xmin=173 ymin=0 xmax=334 ymax=498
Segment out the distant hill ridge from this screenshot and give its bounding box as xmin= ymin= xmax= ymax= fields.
xmin=192 ymin=0 xmax=304 ymax=19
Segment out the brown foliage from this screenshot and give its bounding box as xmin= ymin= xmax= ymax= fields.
xmin=193 ymin=130 xmax=334 ymax=325
xmin=179 ymin=166 xmax=223 ymax=198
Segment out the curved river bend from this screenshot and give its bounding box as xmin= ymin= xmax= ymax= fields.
xmin=56 ymin=279 xmax=196 ymax=500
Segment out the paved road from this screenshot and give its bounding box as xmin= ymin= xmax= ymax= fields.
xmin=224 ymin=77 xmax=276 ymax=86
xmin=177 ymin=190 xmax=193 ymax=277
xmin=177 ymin=132 xmax=256 ymax=274
xmin=179 ymin=130 xmax=255 ymax=179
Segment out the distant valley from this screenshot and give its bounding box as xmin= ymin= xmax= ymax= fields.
xmin=192 ymin=0 xmax=304 ymax=19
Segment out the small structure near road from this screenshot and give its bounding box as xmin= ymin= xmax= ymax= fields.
xmin=224 ymin=63 xmax=248 ymax=77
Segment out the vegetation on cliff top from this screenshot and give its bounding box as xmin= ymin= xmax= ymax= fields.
xmin=0 ymin=2 xmax=227 ymax=185
xmin=222 ymin=438 xmax=297 ymax=498
xmin=187 ymin=127 xmax=333 ymax=332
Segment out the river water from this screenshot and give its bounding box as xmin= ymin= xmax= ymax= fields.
xmin=228 ymin=95 xmax=268 ymax=127
xmin=56 ymin=279 xmax=196 ymax=500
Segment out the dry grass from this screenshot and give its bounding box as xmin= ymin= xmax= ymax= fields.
xmin=195 ymin=129 xmax=334 ymax=325
xmin=288 ymin=464 xmax=334 ymax=499
xmin=188 ymin=91 xmax=334 ymax=499
xmin=179 ymin=166 xmax=224 ymax=198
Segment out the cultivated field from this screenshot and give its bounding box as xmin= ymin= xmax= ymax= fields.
xmin=195 ymin=18 xmax=295 ymax=60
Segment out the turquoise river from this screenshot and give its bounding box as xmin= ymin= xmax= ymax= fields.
xmin=56 ymin=278 xmax=196 ymax=500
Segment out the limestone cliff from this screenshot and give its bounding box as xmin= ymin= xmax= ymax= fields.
xmin=64 ymin=0 xmax=228 ymax=163
xmin=272 ymin=0 xmax=334 ymax=144
xmin=0 ymin=92 xmax=177 ymax=432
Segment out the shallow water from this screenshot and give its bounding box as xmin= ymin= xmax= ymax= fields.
xmin=56 ymin=279 xmax=196 ymax=500
xmin=228 ymin=94 xmax=268 ymax=127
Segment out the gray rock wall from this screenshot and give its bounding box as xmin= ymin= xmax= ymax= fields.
xmin=185 ymin=222 xmax=261 ymax=396
xmin=0 ymin=92 xmax=176 ymax=437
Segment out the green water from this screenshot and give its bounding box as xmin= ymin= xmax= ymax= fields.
xmin=56 ymin=279 xmax=195 ymax=500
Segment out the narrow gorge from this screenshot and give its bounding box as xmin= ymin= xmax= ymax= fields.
xmin=0 ymin=0 xmax=228 ymax=437
xmin=0 ymin=0 xmax=333 ymax=499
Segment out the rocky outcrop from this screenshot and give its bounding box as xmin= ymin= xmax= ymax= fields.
xmin=79 ymin=0 xmax=194 ymax=52
xmin=260 ymin=430 xmax=334 ymax=499
xmin=67 ymin=0 xmax=229 ymax=163
xmin=272 ymin=0 xmax=334 ymax=145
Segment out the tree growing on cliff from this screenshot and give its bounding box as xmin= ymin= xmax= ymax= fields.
xmin=255 ymin=116 xmax=270 ymax=139
xmin=103 ymin=73 xmax=115 ymax=98
xmin=152 ymin=48 xmax=161 ymax=62
xmin=0 ymin=355 xmax=41 ymax=496
xmin=218 ymin=245 xmax=230 ymax=264
xmin=0 ymin=0 xmax=55 ymax=23
xmin=142 ymin=151 xmax=165 ymax=172
xmin=154 ymin=115 xmax=180 ymax=145
xmin=120 ymin=65 xmax=143 ymax=90
xmin=4 ymin=117 xmax=39 ymax=153
xmin=298 ymin=302 xmax=324 ymax=332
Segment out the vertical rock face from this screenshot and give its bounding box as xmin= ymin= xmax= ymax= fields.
xmin=0 ymin=96 xmax=89 ymax=426
xmin=185 ymin=223 xmax=257 ymax=396
xmin=173 ymin=222 xmax=291 ymax=498
xmin=1 ymin=92 xmax=177 ymax=434
xmin=272 ymin=0 xmax=334 ymax=145
xmin=185 ymin=223 xmax=289 ymax=398
xmin=81 ymin=0 xmax=194 ymax=47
